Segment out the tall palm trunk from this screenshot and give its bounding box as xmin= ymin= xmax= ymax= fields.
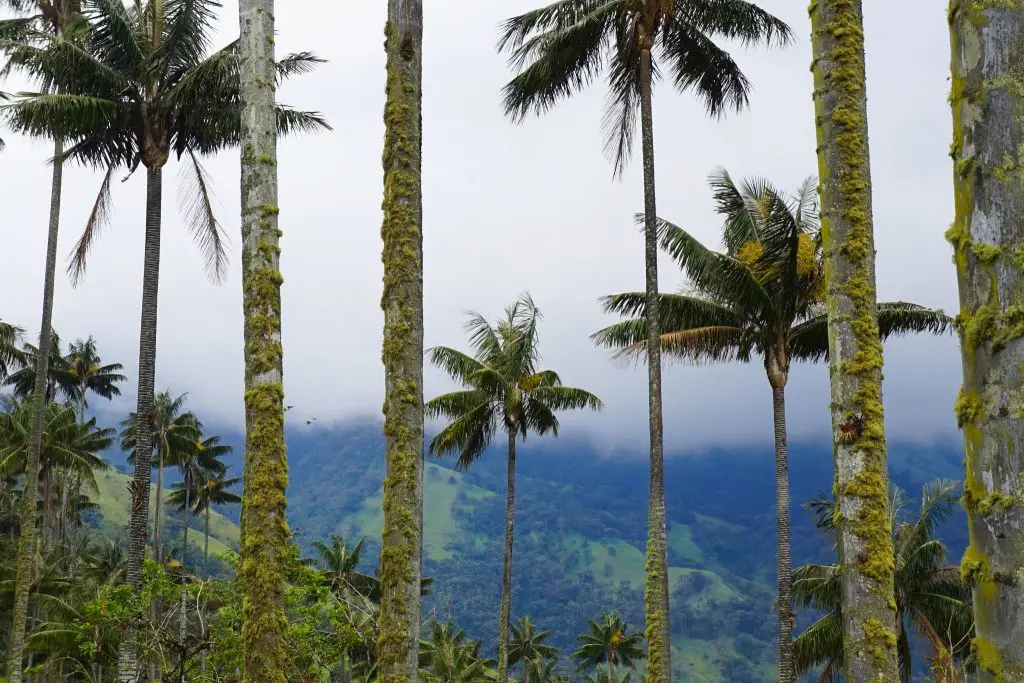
xmin=117 ymin=164 xmax=163 ymax=683
xmin=809 ymin=2 xmax=899 ymax=680
xmin=769 ymin=375 xmax=793 ymax=683
xmin=637 ymin=43 xmax=670 ymax=683
xmin=238 ymin=1 xmax=289 ymax=681
xmin=608 ymin=654 xmax=616 ymax=683
xmin=180 ymin=479 xmax=190 ymax=646
xmin=154 ymin=450 xmax=164 ymax=561
xmin=377 ymin=2 xmax=425 ymax=682
xmin=5 ymin=135 xmax=64 ymax=683
xmin=497 ymin=431 xmax=517 ymax=683
xmin=204 ymin=504 xmax=210 ymax=577
xmin=948 ymin=3 xmax=1024 ymax=678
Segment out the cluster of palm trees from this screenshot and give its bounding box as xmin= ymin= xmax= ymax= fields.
xmin=1 ymin=0 xmax=1021 ymax=680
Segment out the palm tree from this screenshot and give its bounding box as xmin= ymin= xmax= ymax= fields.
xmin=419 ymin=621 xmax=498 ymax=683
xmin=592 ymin=171 xmax=951 ymax=677
xmin=498 ymin=6 xmax=791 ymax=679
xmin=508 ymin=616 xmax=557 ymax=683
xmin=0 ymin=320 xmax=23 ymax=382
xmin=572 ymin=612 xmax=644 ymax=683
xmin=63 ymin=336 xmax=125 ymax=421
xmin=5 ymin=330 xmax=71 ymax=404
xmin=311 ymin=535 xmax=380 ymax=599
xmin=377 ymin=0 xmax=424 ymax=681
xmin=427 ymin=294 xmax=602 ymax=683
xmin=170 ymin=431 xmax=229 ymax=573
xmin=0 ymin=4 xmax=80 ymax=676
xmin=808 ymin=2 xmax=899 ymax=677
xmin=169 ymin=467 xmax=240 ymax=576
xmin=120 ymin=391 xmax=200 ymax=564
xmin=947 ymin=4 xmax=1024 ymax=678
xmin=793 ymin=481 xmax=974 ymax=682
xmin=0 ymin=401 xmax=112 ymax=542
xmin=2 ymin=4 xmax=327 ymax=677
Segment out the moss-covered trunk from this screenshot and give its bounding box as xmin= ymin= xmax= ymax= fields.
xmin=154 ymin=450 xmax=164 ymax=561
xmin=809 ymin=1 xmax=899 ymax=679
xmin=497 ymin=431 xmax=516 ymax=683
xmin=117 ymin=163 xmax=164 ymax=683
xmin=637 ymin=44 xmax=670 ymax=683
xmin=5 ymin=134 xmax=64 ymax=683
xmin=238 ymin=0 xmax=289 ymax=681
xmin=948 ymin=2 xmax=1024 ymax=679
xmin=378 ymin=1 xmax=425 ymax=681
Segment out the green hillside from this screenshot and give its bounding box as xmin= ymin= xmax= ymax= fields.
xmin=90 ymin=469 xmax=239 ymax=561
xmin=303 ymin=458 xmax=775 ymax=681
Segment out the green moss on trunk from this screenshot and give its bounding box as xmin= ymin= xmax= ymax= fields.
xmin=378 ymin=6 xmax=425 ymax=683
xmin=809 ymin=0 xmax=899 ymax=679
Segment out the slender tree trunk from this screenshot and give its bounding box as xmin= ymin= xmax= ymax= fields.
xmin=204 ymin=506 xmax=210 ymax=577
xmin=377 ymin=2 xmax=425 ymax=683
xmin=497 ymin=432 xmax=516 ymax=683
xmin=948 ymin=3 xmax=1024 ymax=679
xmin=117 ymin=164 xmax=164 ymax=683
xmin=154 ymin=451 xmax=164 ymax=563
xmin=769 ymin=379 xmax=793 ymax=683
xmin=5 ymin=134 xmax=64 ymax=683
xmin=809 ymin=2 xmax=899 ymax=680
xmin=180 ymin=479 xmax=190 ymax=647
xmin=238 ymin=1 xmax=289 ymax=681
xmin=608 ymin=656 xmax=616 ymax=683
xmin=637 ymin=45 xmax=670 ymax=683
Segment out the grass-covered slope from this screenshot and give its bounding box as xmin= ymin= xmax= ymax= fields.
xmin=88 ymin=468 xmax=239 ymax=562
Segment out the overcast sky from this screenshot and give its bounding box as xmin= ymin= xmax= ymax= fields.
xmin=2 ymin=1 xmax=961 ymax=452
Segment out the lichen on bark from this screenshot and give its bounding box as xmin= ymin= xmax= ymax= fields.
xmin=809 ymin=0 xmax=900 ymax=679
xmin=238 ymin=1 xmax=288 ymax=682
xmin=377 ymin=4 xmax=425 ymax=683
xmin=949 ymin=1 xmax=1024 ymax=679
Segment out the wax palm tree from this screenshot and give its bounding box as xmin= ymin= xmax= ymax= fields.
xmin=419 ymin=621 xmax=498 ymax=683
xmin=0 ymin=401 xmax=112 ymax=534
xmin=169 ymin=430 xmax=228 ymax=572
xmin=581 ymin=669 xmax=632 ymax=683
xmin=169 ymin=467 xmax=240 ymax=576
xmin=82 ymin=538 xmax=127 ymax=585
xmin=5 ymin=329 xmax=72 ymax=404
xmin=808 ymin=2 xmax=901 ymax=677
xmin=592 ymin=170 xmax=952 ymax=676
xmin=377 ymin=0 xmax=425 ymax=680
xmin=794 ymin=480 xmax=974 ymax=682
xmin=572 ymin=612 xmax=644 ymax=683
xmin=1 ymin=5 xmax=327 ymax=675
xmin=310 ymin=535 xmax=381 ymax=600
xmin=1 ymin=5 xmax=83 ymax=676
xmin=0 ymin=320 xmax=24 ymax=382
xmin=427 ymin=294 xmax=602 ymax=683
xmin=508 ymin=616 xmax=558 ymax=683
xmin=524 ymin=657 xmax=571 ymax=683
xmin=120 ymin=391 xmax=200 ymax=563
xmin=63 ymin=336 xmax=124 ymax=421
xmin=499 ymin=7 xmax=791 ymax=679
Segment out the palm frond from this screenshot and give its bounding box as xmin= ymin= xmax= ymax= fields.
xmin=679 ymin=0 xmax=793 ymax=48
xmin=177 ymin=148 xmax=228 ymax=282
xmin=791 ymin=303 xmax=952 ymax=362
xmin=276 ymin=51 xmax=326 ymax=82
xmin=427 ymin=346 xmax=485 ymax=384
xmin=658 ymin=18 xmax=751 ymax=117
xmin=68 ymin=164 xmax=115 ymax=285
xmin=793 ymin=612 xmax=842 ymax=677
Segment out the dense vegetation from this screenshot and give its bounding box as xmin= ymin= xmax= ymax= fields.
xmin=1 ymin=0 xmax=1019 ymax=681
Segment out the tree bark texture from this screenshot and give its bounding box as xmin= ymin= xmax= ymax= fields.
xmin=948 ymin=2 xmax=1024 ymax=679
xmin=497 ymin=432 xmax=517 ymax=683
xmin=771 ymin=382 xmax=794 ymax=683
xmin=238 ymin=1 xmax=289 ymax=682
xmin=5 ymin=135 xmax=64 ymax=683
xmin=809 ymin=1 xmax=900 ymax=680
xmin=117 ymin=164 xmax=164 ymax=683
xmin=378 ymin=2 xmax=425 ymax=682
xmin=638 ymin=45 xmax=671 ymax=683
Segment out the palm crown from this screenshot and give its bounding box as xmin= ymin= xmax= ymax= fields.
xmin=793 ymin=480 xmax=974 ymax=682
xmin=64 ymin=336 xmax=125 ymax=411
xmin=121 ymin=391 xmax=199 ymax=469
xmin=427 ymin=293 xmax=603 ymax=467
xmin=572 ymin=612 xmax=645 ymax=673
xmin=0 ymin=0 xmax=329 ymax=281
xmin=508 ymin=616 xmax=559 ymax=678
xmin=592 ymin=170 xmax=952 ymax=377
xmin=499 ymin=0 xmax=792 ymax=173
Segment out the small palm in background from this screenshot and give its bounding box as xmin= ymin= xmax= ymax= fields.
xmin=793 ymin=480 xmax=974 ymax=682
xmin=572 ymin=611 xmax=644 ymax=683
xmin=508 ymin=615 xmax=558 ymax=683
xmin=427 ymin=293 xmax=602 ymax=682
